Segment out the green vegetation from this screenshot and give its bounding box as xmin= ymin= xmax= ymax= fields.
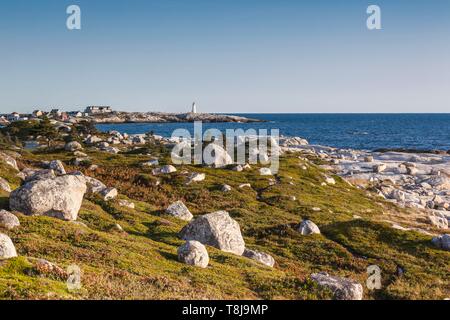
xmin=0 ymin=137 xmax=449 ymax=300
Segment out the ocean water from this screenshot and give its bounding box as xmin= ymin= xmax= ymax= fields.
xmin=96 ymin=114 xmax=450 ymax=151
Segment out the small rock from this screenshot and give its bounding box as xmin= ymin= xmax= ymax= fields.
xmin=177 ymin=240 xmax=209 ymax=268
xmin=0 ymin=233 xmax=17 ymax=259
xmin=100 ymin=187 xmax=118 ymax=201
xmin=113 ymin=223 xmax=124 ymax=232
xmin=221 ymin=184 xmax=232 ymax=192
xmin=298 ymin=219 xmax=321 ymax=235
xmin=0 ymin=177 xmax=11 ymax=193
xmin=431 ymin=234 xmax=450 ymax=251
xmin=0 ymin=210 xmax=20 ymax=230
xmin=231 ymin=165 xmax=243 ymax=172
xmin=0 ymin=152 xmax=19 ymax=171
xmin=239 ymin=183 xmax=251 ymax=189
xmin=152 ymin=165 xmax=177 ymax=175
xmin=364 ymin=156 xmax=374 ymax=162
xmin=118 ymin=199 xmax=135 ymax=209
xmin=65 ymin=141 xmax=83 ymax=152
xmin=49 ymin=160 xmax=66 ymax=175
xmin=243 ymin=248 xmax=275 ymax=267
xmin=373 ymin=163 xmax=387 ymax=173
xmin=73 ymin=151 xmax=88 ymax=157
xmin=311 ymin=272 xmax=363 ymax=300
xmin=187 ymin=172 xmax=206 ymax=184
xmin=325 ymin=176 xmax=336 ymax=185
xmin=259 ymin=168 xmax=272 ymax=176
xmin=142 ymin=159 xmax=159 ymax=167
xmin=166 ymin=201 xmax=193 ymax=221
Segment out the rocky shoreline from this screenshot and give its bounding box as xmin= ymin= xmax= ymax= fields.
xmin=88 ymin=111 xmax=264 ymax=124
xmin=281 ymin=140 xmax=450 ymax=234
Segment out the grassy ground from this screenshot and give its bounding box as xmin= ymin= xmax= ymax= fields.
xmin=0 ymin=144 xmax=449 ymax=300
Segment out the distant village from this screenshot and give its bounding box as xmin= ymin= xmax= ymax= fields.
xmin=0 ymin=106 xmax=113 ymax=125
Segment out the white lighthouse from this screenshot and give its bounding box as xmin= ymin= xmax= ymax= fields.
xmin=191 ymin=102 xmax=197 ymax=114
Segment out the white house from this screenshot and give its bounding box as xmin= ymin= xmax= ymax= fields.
xmin=85 ymin=106 xmax=112 ymax=114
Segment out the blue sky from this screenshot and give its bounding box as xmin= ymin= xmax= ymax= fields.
xmin=0 ymin=0 xmax=449 ymax=113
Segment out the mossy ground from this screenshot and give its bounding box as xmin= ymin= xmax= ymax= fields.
xmin=0 ymin=145 xmax=449 ymax=300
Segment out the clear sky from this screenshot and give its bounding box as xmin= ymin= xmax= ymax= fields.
xmin=0 ymin=0 xmax=449 ymax=113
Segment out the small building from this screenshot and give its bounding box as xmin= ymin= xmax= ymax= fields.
xmin=85 ymin=106 xmax=112 ymax=114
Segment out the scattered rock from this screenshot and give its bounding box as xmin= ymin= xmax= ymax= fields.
xmin=9 ymin=175 xmax=87 ymax=221
xmin=431 ymin=234 xmax=450 ymax=251
xmin=118 ymin=199 xmax=135 ymax=209
xmin=0 ymin=177 xmax=11 ymax=193
xmin=35 ymin=259 xmax=66 ymax=278
xmin=49 ymin=160 xmax=66 ymax=175
xmin=100 ymin=187 xmax=118 ymax=201
xmin=311 ymin=272 xmax=363 ymax=300
xmin=221 ymin=184 xmax=232 ymax=192
xmin=0 ymin=233 xmax=17 ymax=259
xmin=177 ymin=240 xmax=209 ymax=268
xmin=325 ymin=176 xmax=336 ymax=185
xmin=427 ymin=214 xmax=448 ymax=229
xmin=0 ymin=210 xmax=20 ymax=230
xmin=0 ymin=152 xmax=19 ymax=171
xmin=73 ymin=151 xmax=88 ymax=157
xmin=373 ymin=163 xmax=387 ymax=173
xmin=65 ymin=141 xmax=83 ymax=152
xmin=243 ymin=249 xmax=275 ymax=267
xmin=152 ymin=165 xmax=177 ymax=175
xmin=239 ymin=183 xmax=251 ymax=189
xmin=166 ymin=201 xmax=193 ymax=221
xmin=187 ymin=172 xmax=206 ymax=184
xmin=180 ymin=211 xmax=245 ymax=255
xmin=364 ymin=156 xmax=374 ymax=162
xmin=259 ymin=168 xmax=272 ymax=176
xmin=297 ymin=219 xmax=321 ymax=235
xmin=142 ymin=159 xmax=159 ymax=167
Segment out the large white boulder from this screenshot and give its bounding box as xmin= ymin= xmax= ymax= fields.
xmin=9 ymin=175 xmax=87 ymax=221
xmin=166 ymin=201 xmax=193 ymax=221
xmin=180 ymin=211 xmax=245 ymax=255
xmin=177 ymin=240 xmax=209 ymax=268
xmin=152 ymin=165 xmax=177 ymax=175
xmin=0 ymin=233 xmax=17 ymax=259
xmin=311 ymin=272 xmax=363 ymax=300
xmin=297 ymin=219 xmax=321 ymax=235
